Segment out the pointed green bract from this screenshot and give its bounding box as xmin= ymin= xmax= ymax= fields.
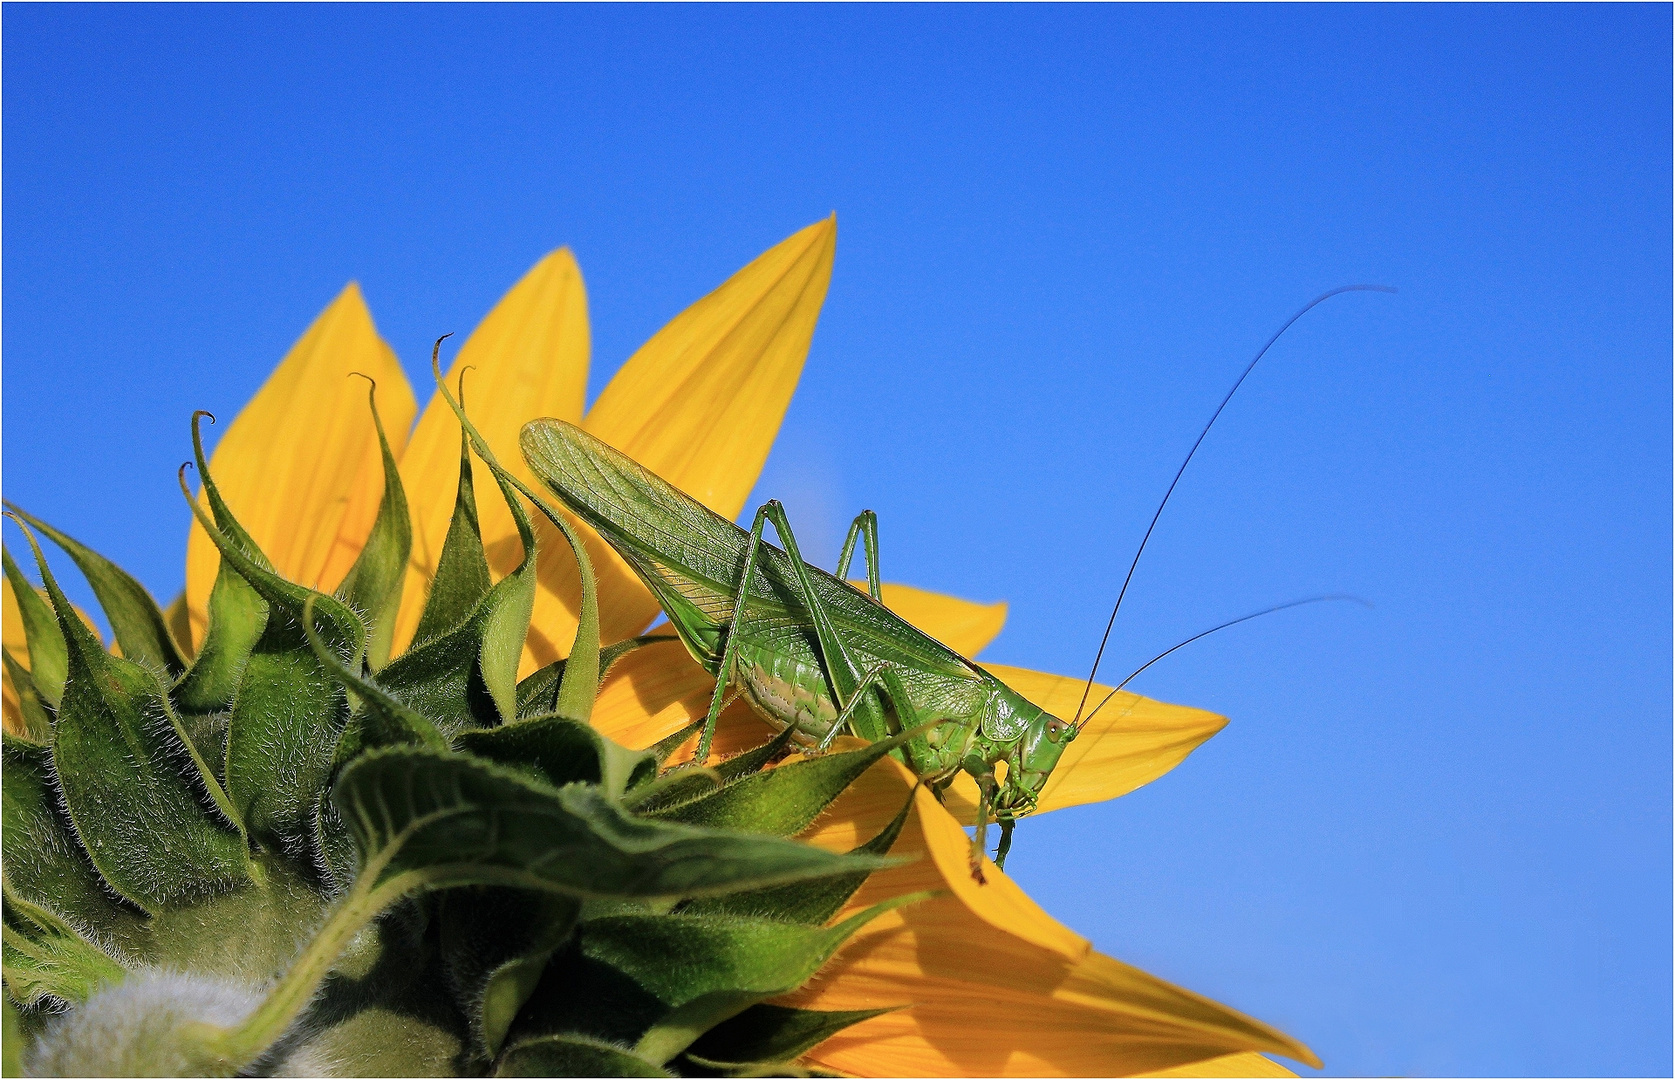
xmin=336 ymin=381 xmax=413 ymax=671
xmin=5 ymin=506 xmax=185 ymax=677
xmin=0 ymin=735 xmax=144 ymax=940
xmin=377 ymin=454 xmax=537 ymax=734
xmin=651 ymin=724 xmax=926 ymax=837
xmin=1 ymin=652 xmax=52 ymax=744
xmin=414 ymin=424 xmax=494 ymax=647
xmin=1 ymin=889 xmax=126 ymax=1007
xmin=13 ymin=526 xmax=251 ymax=911
xmin=170 ymin=553 xmax=268 ymax=717
xmin=1 ymin=547 xmax=67 ymax=710
xmin=180 ymin=417 xmax=368 ymax=855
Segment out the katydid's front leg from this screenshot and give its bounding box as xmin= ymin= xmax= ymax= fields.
xmin=967 ymin=758 xmax=999 ymax=885
xmin=835 ymin=510 xmax=882 ymax=601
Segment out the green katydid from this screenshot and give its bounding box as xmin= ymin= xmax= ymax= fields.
xmin=517 ymin=287 xmax=1389 ymax=879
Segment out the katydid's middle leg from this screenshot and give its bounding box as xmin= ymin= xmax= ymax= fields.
xmin=695 ymin=502 xmax=773 ymax=763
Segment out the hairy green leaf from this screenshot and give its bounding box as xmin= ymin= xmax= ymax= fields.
xmin=651 ymin=725 xmax=925 ymax=838
xmin=683 ymin=1003 xmax=894 ymax=1070
xmin=335 ymin=380 xmax=412 ymax=672
xmin=584 ymin=897 xmax=923 ymax=1065
xmin=5 ymin=505 xmax=185 ymax=677
xmin=333 ymin=748 xmax=891 ymax=901
xmin=456 ymin=716 xmax=656 ymax=800
xmin=681 ymin=791 xmax=915 ymax=926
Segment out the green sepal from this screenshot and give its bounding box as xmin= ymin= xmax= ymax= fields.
xmin=180 ymin=415 xmax=368 ymax=855
xmin=4 ymin=505 xmax=185 ymax=677
xmin=16 ymin=524 xmax=251 ymax=912
xmin=2 ymin=650 xmax=53 ymax=743
xmin=301 ymin=597 xmax=448 ymax=758
xmin=375 ymin=447 xmax=538 ymax=734
xmin=457 ymin=715 xmax=657 ymax=800
xmin=651 ymin=723 xmax=929 ymax=837
xmin=496 ymin=1034 xmax=671 ymax=1078
xmin=1 ymin=888 xmax=126 ymax=1007
xmin=413 ymin=424 xmax=493 ymax=647
xmin=712 ymin=723 xmax=798 ymax=784
xmin=515 ymin=634 xmax=675 ymax=720
xmin=682 ymin=1003 xmax=895 ymax=1073
xmin=334 ymin=747 xmax=892 ymax=901
xmin=620 ymin=766 xmax=722 ymax=814
xmin=439 ymin=887 xmax=579 ymax=1058
xmin=1 ymin=547 xmax=67 ymax=710
xmin=682 ymin=793 xmax=915 ymax=926
xmin=335 ymin=380 xmax=413 ymax=672
xmin=647 ymin=718 xmax=705 ymax=765
xmin=427 ymin=347 xmax=601 ymax=726
xmin=594 ymin=896 xmax=926 ymax=1065
xmin=170 ymin=554 xmax=268 ymax=717
xmin=1 ymin=734 xmax=144 ymax=940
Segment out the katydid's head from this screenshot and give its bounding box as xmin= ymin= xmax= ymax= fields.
xmin=994 ymin=705 xmax=1076 ymax=819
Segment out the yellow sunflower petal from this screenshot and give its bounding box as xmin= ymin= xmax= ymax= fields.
xmin=779 ymin=752 xmax=1319 ymax=1076
xmin=588 ymin=638 xmax=777 ymax=765
xmin=939 ymin=664 xmax=1227 ymax=822
xmin=542 ymin=217 xmax=838 ymax=652
xmin=388 ymin=248 xmax=589 ymax=664
xmin=860 ymin=581 xmax=1007 ymax=658
xmin=183 ymin=283 xmax=415 ymax=647
xmin=1136 ymin=1051 xmax=1298 ymax=1077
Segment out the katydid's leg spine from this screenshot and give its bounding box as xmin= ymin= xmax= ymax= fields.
xmin=835 ymin=510 xmax=883 ymax=601
xmin=696 ymin=503 xmax=772 ymax=764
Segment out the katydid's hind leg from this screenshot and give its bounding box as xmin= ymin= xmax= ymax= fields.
xmin=759 ymin=501 xmax=887 ymax=738
xmin=835 ymin=510 xmax=883 ymax=601
xmin=696 ymin=503 xmax=773 ymax=764
xmin=813 ymin=661 xmax=927 ymax=752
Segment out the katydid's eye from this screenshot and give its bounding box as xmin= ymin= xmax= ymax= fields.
xmin=1046 ymin=720 xmax=1065 ymax=741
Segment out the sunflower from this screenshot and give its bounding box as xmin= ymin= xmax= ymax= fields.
xmin=3 ymin=218 xmax=1317 ymax=1078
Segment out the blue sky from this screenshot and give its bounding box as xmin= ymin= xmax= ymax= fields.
xmin=4 ymin=5 xmax=1668 ymax=1076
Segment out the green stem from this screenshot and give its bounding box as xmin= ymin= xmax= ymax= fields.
xmin=202 ymin=875 xmax=410 ymax=1070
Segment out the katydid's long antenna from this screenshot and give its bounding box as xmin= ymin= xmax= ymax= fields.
xmin=1080 ymin=594 xmax=1371 ymax=727
xmin=1070 ymin=285 xmax=1395 ymax=730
